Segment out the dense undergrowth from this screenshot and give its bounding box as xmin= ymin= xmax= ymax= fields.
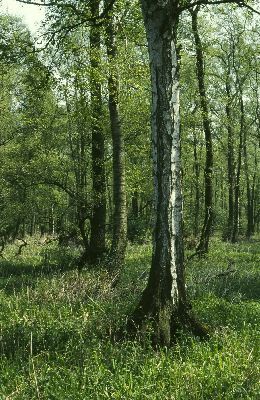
xmin=0 ymin=237 xmax=259 ymax=399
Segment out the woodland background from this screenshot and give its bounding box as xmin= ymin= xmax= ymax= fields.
xmin=0 ymin=0 xmax=259 ymax=398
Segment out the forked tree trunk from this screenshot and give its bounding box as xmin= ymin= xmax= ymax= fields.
xmin=105 ymin=5 xmax=127 ymax=269
xmin=89 ymin=0 xmax=106 ymax=263
xmin=128 ymin=0 xmax=207 ymax=347
xmin=191 ymin=8 xmax=213 ymax=255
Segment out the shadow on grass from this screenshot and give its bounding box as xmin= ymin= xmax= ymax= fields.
xmin=189 ymin=271 xmax=260 ymax=302
xmin=0 ymin=245 xmax=78 ymax=276
xmin=0 ymin=259 xmax=75 ymax=277
xmin=194 ymin=293 xmax=259 ymax=332
xmin=0 ymin=248 xmax=78 ymax=295
xmin=0 ymin=321 xmax=98 ymax=359
xmin=213 ymin=272 xmax=260 ymax=301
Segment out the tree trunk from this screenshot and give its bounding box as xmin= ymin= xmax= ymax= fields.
xmin=255 ymin=181 xmax=260 ymax=234
xmin=65 ymin=82 xmax=90 ymax=264
xmin=231 ymin=90 xmax=244 ymax=242
xmin=193 ymin=129 xmax=200 ymax=238
xmin=89 ymin=0 xmax=106 ymax=263
xmin=105 ymin=5 xmax=127 ymax=269
xmin=244 ymin=141 xmax=256 ymax=238
xmin=191 ymin=8 xmax=213 ymax=255
xmin=250 ymin=150 xmax=257 ymax=236
xmin=132 ymin=191 xmax=139 ymax=219
xmin=128 ymin=0 xmax=207 ymax=347
xmin=225 ymin=66 xmax=235 ymax=241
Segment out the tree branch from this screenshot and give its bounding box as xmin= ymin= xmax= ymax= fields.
xmin=15 ymin=0 xmax=56 ymax=5
xmin=180 ymin=0 xmax=260 ymax=15
xmin=15 ymin=0 xmax=117 ymax=23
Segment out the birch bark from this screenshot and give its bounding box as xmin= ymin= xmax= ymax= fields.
xmin=128 ymin=0 xmax=207 ymax=346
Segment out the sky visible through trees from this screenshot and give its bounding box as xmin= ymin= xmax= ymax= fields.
xmin=1 ymin=0 xmax=45 ymax=33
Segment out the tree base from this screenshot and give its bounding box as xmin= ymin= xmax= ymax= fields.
xmin=114 ymin=303 xmax=210 ymax=348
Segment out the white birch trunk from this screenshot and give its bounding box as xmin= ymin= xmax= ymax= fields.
xmin=129 ymin=0 xmax=187 ymax=346
xmin=149 ymin=12 xmax=182 ymax=302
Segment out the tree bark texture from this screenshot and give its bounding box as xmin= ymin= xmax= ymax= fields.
xmin=128 ymin=0 xmax=207 ymax=347
xmin=105 ymin=5 xmax=127 ymax=269
xmin=191 ymin=8 xmax=213 ymax=255
xmin=89 ymin=0 xmax=107 ymax=263
xmin=193 ymin=129 xmax=200 ymax=238
xmin=231 ymin=89 xmax=244 ymax=242
xmin=225 ymin=65 xmax=235 ymax=241
xmin=243 ymin=125 xmax=256 ymax=238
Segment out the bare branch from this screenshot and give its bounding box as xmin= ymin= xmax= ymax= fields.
xmin=16 ymin=0 xmax=56 ymax=5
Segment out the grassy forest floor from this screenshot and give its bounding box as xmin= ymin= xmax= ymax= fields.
xmin=0 ymin=237 xmax=259 ymax=399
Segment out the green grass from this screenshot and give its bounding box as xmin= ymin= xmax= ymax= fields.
xmin=0 ymin=237 xmax=259 ymax=399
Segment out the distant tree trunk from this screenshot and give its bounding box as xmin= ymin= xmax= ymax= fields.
xmin=65 ymin=82 xmax=90 ymax=264
xmin=255 ymin=181 xmax=260 ymax=234
xmin=244 ymin=141 xmax=256 ymax=238
xmin=29 ymin=213 xmax=36 ymax=236
xmin=105 ymin=5 xmax=127 ymax=269
xmin=89 ymin=0 xmax=106 ymax=263
xmin=128 ymin=0 xmax=207 ymax=347
xmin=253 ymin=72 xmax=260 ymax=234
xmin=247 ymin=180 xmax=255 ymax=238
xmin=191 ymin=8 xmax=213 ymax=255
xmin=232 ymin=89 xmax=244 ymax=242
xmin=225 ymin=64 xmax=235 ymax=241
xmin=128 ymin=191 xmax=139 ymax=242
xmin=193 ymin=129 xmax=200 ymax=238
xmin=132 ymin=191 xmax=139 ymax=219
xmin=250 ymin=149 xmax=258 ymax=235
xmin=48 ymin=204 xmax=55 ymax=235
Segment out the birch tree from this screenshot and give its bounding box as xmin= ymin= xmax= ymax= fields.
xmin=127 ymin=0 xmax=259 ymax=345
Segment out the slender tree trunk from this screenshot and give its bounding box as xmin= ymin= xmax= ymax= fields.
xmin=191 ymin=8 xmax=213 ymax=255
xmin=255 ymin=181 xmax=260 ymax=234
xmin=30 ymin=213 xmax=36 ymax=236
xmin=225 ymin=67 xmax=235 ymax=241
xmin=232 ymin=91 xmax=244 ymax=242
xmin=250 ymin=150 xmax=258 ymax=235
xmin=89 ymin=0 xmax=106 ymax=263
xmin=132 ymin=191 xmax=139 ymax=219
xmin=128 ymin=0 xmax=207 ymax=347
xmin=105 ymin=5 xmax=127 ymax=269
xmin=243 ymin=122 xmax=250 ymax=238
xmin=48 ymin=204 xmax=55 ymax=235
xmin=193 ymin=130 xmax=200 ymax=238
xmin=244 ymin=143 xmax=256 ymax=238
xmin=65 ymin=83 xmax=90 ymax=263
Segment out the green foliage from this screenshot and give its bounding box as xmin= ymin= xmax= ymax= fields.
xmin=0 ymin=239 xmax=259 ymax=399
xmin=0 ymin=4 xmax=259 ymax=398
